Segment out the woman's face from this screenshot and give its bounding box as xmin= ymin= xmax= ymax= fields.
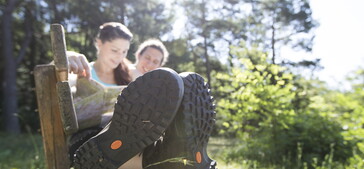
xmin=96 ymin=38 xmax=130 ymax=69
xmin=136 ymin=47 xmax=163 ymax=74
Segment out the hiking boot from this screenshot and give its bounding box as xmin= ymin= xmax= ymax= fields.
xmin=73 ymin=68 xmax=184 ymax=169
xmin=68 ymin=127 xmax=102 ymax=166
xmin=143 ymin=72 xmax=217 ymax=169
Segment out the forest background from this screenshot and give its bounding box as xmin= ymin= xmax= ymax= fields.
xmin=1 ymin=0 xmax=364 ymax=168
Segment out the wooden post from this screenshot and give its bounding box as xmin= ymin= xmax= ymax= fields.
xmin=33 ymin=24 xmax=77 ymax=169
xmin=34 ymin=65 xmax=70 ymax=169
xmin=50 ymin=24 xmax=78 ymax=135
xmin=51 ymin=24 xmax=68 ymax=82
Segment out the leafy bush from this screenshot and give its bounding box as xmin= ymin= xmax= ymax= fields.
xmin=213 ymin=44 xmax=359 ymax=168
xmin=213 ymin=46 xmax=295 ymax=137
xmin=230 ymin=112 xmax=355 ymax=168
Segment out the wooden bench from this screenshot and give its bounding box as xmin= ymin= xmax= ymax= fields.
xmin=34 ymin=24 xmax=78 ymax=169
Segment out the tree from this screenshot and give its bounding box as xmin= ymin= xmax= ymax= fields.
xmin=177 ymin=0 xmax=217 ymax=86
xmin=2 ymin=0 xmax=33 ymax=133
xmin=249 ymin=0 xmax=318 ymax=64
xmin=126 ymin=0 xmax=174 ymax=42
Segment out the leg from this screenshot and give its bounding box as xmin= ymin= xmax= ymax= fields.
xmin=143 ymin=72 xmax=217 ymax=169
xmin=73 ymin=68 xmax=184 ymax=169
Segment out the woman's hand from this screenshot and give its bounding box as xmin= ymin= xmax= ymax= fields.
xmin=67 ymin=51 xmax=91 ymax=79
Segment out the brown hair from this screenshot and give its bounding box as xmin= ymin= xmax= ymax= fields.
xmin=135 ymin=39 xmax=169 ymax=66
xmin=97 ymin=22 xmax=133 ymax=85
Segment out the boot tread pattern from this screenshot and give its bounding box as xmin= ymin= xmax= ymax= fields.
xmin=73 ymin=68 xmax=184 ymax=169
xmin=179 ymin=73 xmax=217 ymax=169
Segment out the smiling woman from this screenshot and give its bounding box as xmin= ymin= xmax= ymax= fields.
xmin=93 ymin=38 xmax=130 ymax=85
xmin=68 ymin=22 xmax=133 ymax=86
xmin=129 ymin=39 xmax=169 ymax=80
xmin=66 ymin=22 xmax=150 ymax=169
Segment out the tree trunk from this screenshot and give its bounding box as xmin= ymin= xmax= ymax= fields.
xmin=201 ymin=0 xmax=211 ymax=87
xmin=227 ymin=40 xmax=234 ymax=68
xmin=203 ymin=36 xmax=211 ymax=87
xmin=50 ymin=0 xmax=61 ymax=23
xmin=271 ymin=24 xmax=276 ymax=65
xmin=271 ymin=14 xmax=276 ymax=65
xmin=2 ymin=0 xmax=21 ymax=134
xmin=119 ymin=1 xmax=126 ymax=24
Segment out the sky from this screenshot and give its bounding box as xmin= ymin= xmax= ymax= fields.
xmin=281 ymin=0 xmax=364 ymax=89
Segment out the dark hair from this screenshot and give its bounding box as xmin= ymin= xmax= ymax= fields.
xmin=97 ymin=22 xmax=133 ymax=85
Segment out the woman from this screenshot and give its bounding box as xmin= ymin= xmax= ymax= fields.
xmin=129 ymin=39 xmax=169 ymax=80
xmin=67 ymin=22 xmax=185 ymax=169
xmin=68 ymin=22 xmax=132 ymax=85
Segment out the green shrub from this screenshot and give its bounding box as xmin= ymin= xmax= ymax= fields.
xmin=229 ymin=112 xmax=355 ymax=168
xmin=213 ymin=45 xmax=359 ymax=168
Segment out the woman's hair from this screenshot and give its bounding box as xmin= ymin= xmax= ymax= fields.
xmin=135 ymin=39 xmax=169 ymax=66
xmin=97 ymin=22 xmax=133 ymax=42
xmin=97 ymin=22 xmax=133 ymax=85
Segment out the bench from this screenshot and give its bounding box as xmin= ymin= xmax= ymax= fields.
xmin=34 ymin=24 xmax=78 ymax=169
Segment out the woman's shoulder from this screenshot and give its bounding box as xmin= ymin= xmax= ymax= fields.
xmin=128 ymin=64 xmax=142 ymax=81
xmin=128 ymin=63 xmax=136 ymax=70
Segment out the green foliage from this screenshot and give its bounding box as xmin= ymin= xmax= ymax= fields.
xmin=214 ymin=45 xmax=295 ymax=137
xmin=126 ymin=1 xmax=174 ymax=42
xmin=163 ymin=38 xmax=195 ymax=72
xmin=214 ymin=44 xmax=360 ymax=168
xmin=233 ymin=112 xmax=354 ymax=168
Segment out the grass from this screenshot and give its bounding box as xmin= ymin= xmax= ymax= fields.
xmin=0 ymin=132 xmax=45 ymax=169
xmin=207 ymin=136 xmax=242 ymax=169
xmin=0 ymin=132 xmax=239 ymax=169
xmin=3 ymin=132 xmax=359 ymax=169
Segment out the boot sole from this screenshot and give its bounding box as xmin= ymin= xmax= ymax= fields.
xmin=178 ymin=72 xmax=216 ymax=169
xmin=73 ymin=68 xmax=184 ymax=169
xmin=68 ymin=127 xmax=102 ymax=166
